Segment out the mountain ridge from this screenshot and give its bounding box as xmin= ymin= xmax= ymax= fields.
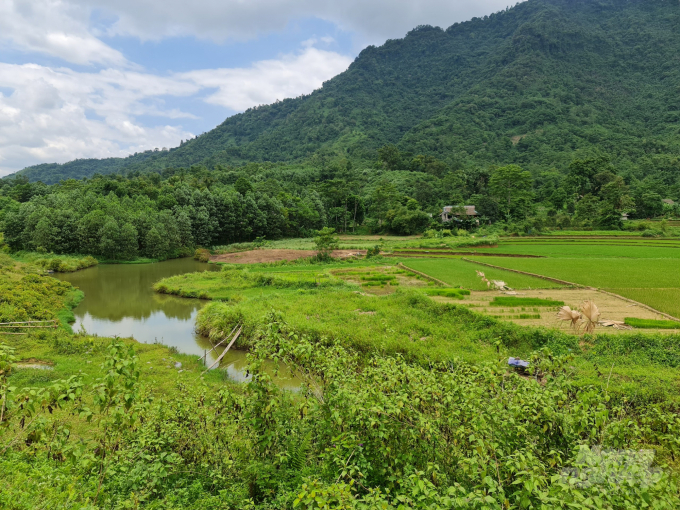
xmin=9 ymin=0 xmax=680 ymax=184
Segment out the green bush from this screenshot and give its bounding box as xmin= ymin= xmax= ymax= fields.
xmin=193 ymin=248 xmax=211 ymax=263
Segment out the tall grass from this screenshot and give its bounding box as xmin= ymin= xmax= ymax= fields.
xmin=13 ymin=251 xmax=98 ymax=272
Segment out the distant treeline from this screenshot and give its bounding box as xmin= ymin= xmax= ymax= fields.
xmin=1 ymin=149 xmax=678 ymax=260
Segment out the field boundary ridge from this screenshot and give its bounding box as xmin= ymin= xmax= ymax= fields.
xmin=398 ymin=263 xmax=450 ymax=287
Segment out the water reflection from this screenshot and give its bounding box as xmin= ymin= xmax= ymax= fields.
xmin=56 ymin=258 xmax=301 ymax=389
xmin=55 ymin=258 xmax=217 ymax=323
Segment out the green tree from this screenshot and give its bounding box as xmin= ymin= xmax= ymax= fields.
xmin=636 ymin=192 xmax=664 ymax=219
xmin=370 ymin=181 xmax=398 ymax=226
xmin=234 ymin=177 xmax=253 ymax=196
xmin=567 ymin=156 xmax=613 ymax=196
xmin=78 ymin=210 xmax=108 ymax=255
xmin=489 ymin=165 xmax=534 ymax=219
xmin=119 ymin=223 xmax=139 ymax=259
xmin=99 ymin=219 xmax=121 ymax=259
xmin=314 ymin=227 xmax=339 ymax=260
xmin=144 ymin=227 xmax=168 ymax=259
xmin=575 ymin=194 xmax=601 ymax=220
xmin=377 ymin=144 xmax=402 ymax=171
xmin=175 ymin=210 xmax=194 ymax=248
xmin=33 ymin=217 xmax=55 ymax=252
xmin=600 ymin=176 xmax=634 ymax=213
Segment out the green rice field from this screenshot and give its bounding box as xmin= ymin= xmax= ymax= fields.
xmin=461 ymin=240 xmax=680 ymax=317
xmin=471 ymin=243 xmax=680 ymax=259
xmin=398 ymin=258 xmax=565 ymax=290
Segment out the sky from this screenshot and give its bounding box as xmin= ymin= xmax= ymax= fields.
xmin=0 ymin=0 xmax=519 ymax=176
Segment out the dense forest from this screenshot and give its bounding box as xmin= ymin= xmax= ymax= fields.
xmin=1 ymin=149 xmax=678 ymax=260
xmin=8 ymin=0 xmax=680 ymax=186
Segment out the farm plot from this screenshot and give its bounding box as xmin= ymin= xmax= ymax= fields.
xmin=433 ymin=288 xmax=678 ymax=332
xmin=469 ymin=243 xmax=680 ymax=259
xmin=465 ymin=256 xmax=680 ymax=319
xmin=332 ymin=266 xmax=431 ymax=295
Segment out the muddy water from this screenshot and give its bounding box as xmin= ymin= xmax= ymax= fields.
xmin=56 ymin=259 xmax=302 ymax=390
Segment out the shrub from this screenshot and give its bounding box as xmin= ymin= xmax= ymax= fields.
xmin=366 ymin=245 xmax=381 ymax=258
xmin=194 ymin=248 xmax=211 ymax=262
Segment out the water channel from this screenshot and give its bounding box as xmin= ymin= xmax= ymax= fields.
xmin=55 ymin=258 xmax=301 ymax=390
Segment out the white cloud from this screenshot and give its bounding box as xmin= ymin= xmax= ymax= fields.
xmin=80 ymin=0 xmax=519 ymax=44
xmin=182 ymin=47 xmax=351 ymax=111
xmin=0 ymin=0 xmax=128 ymax=66
xmin=0 ymin=63 xmax=198 ymax=174
xmin=1 ymin=0 xmax=520 ymax=65
xmin=0 ymin=46 xmax=351 ymax=175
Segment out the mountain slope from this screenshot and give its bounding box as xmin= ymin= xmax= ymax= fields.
xmin=11 ymin=0 xmax=680 ymax=183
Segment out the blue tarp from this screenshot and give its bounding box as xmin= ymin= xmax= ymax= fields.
xmin=508 ymin=357 xmax=530 ymax=368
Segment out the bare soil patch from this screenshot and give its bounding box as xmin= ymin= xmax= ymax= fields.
xmin=432 ymin=288 xmax=677 ymax=334
xmin=211 ymin=249 xmax=366 ymax=264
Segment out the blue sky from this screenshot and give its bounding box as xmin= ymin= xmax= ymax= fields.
xmin=0 ymin=0 xmax=517 ymax=176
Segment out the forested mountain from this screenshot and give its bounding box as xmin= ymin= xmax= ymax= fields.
xmin=9 ymin=0 xmax=680 ymax=185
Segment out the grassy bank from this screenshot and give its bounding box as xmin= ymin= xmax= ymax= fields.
xmin=0 ymin=253 xmax=82 ymax=329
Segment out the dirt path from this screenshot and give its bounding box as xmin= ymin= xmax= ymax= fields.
xmin=210 ymin=249 xmax=366 ymax=264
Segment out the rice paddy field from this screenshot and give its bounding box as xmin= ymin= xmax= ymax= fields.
xmin=397 ymin=258 xmax=565 ymax=290
xmin=457 ymin=237 xmax=680 ymax=319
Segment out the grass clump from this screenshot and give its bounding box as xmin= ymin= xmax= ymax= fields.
xmin=490 ymin=297 xmax=564 ymax=307
xmin=424 ymin=288 xmax=471 ymax=299
xmin=625 ymin=318 xmax=680 ymax=330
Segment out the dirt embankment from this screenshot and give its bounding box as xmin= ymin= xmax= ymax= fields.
xmin=210 ymin=249 xmax=366 ymax=264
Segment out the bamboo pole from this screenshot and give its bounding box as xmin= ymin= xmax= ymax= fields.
xmin=202 ymin=327 xmax=242 ymax=375
xmin=0 ymin=332 xmax=28 ymax=335
xmin=197 ymin=323 xmax=239 ymax=361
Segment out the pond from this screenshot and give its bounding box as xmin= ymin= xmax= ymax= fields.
xmin=56 ymin=258 xmax=302 ymax=391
